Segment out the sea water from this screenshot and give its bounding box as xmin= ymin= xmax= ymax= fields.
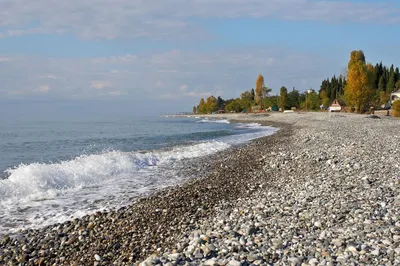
xmin=0 ymin=116 xmax=277 ymax=234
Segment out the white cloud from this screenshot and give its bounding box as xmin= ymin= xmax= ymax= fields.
xmin=184 ymin=91 xmax=212 ymax=98
xmin=109 ymin=90 xmax=122 ymax=96
xmin=179 ymin=84 xmax=188 ymax=91
xmin=38 ymin=74 xmax=59 ymax=80
xmin=90 ymin=81 xmax=112 ymax=89
xmin=37 ymin=85 xmax=50 ymax=92
xmin=155 ymin=81 xmax=165 ymax=88
xmin=0 ymin=0 xmax=398 ymax=40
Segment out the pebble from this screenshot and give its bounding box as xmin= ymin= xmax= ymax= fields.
xmin=2 ymin=113 xmax=400 ymax=266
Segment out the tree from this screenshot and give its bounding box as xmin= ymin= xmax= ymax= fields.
xmin=386 ymin=73 xmax=396 ymax=93
xmin=301 ymin=90 xmax=320 ymax=110
xmin=279 ymin=86 xmax=288 ymax=110
xmin=379 ymin=90 xmax=389 ymax=105
xmin=344 ymin=50 xmax=371 ymax=113
xmin=192 ymin=106 xmax=197 ymax=114
xmin=319 ymin=90 xmax=330 ymax=108
xmin=255 ymin=74 xmax=264 ymax=106
xmin=396 ymin=80 xmax=400 ymax=90
xmin=263 ymin=96 xmax=279 ymax=108
xmin=198 ymin=98 xmax=206 ymax=114
xmin=287 ymin=89 xmax=300 ymax=108
xmin=217 ymin=96 xmax=225 ymax=110
xmin=378 ymin=75 xmax=386 ymax=92
xmin=366 ymin=63 xmax=377 ymax=90
xmin=205 ymin=96 xmax=218 ymax=113
xmin=392 ymin=100 xmax=400 ymax=117
xmin=250 ymin=89 xmax=255 ymax=101
xmin=262 ymin=86 xmax=272 ymax=99
xmin=225 ymin=98 xmax=243 ymax=113
xmin=240 ymin=90 xmax=253 ymax=101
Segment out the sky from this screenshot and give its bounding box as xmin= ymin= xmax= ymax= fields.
xmin=0 ymin=0 xmax=400 ymax=118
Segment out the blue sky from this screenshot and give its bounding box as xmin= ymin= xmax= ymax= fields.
xmin=0 ymin=0 xmax=400 ymax=118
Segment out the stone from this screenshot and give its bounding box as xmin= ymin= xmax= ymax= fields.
xmin=227 ymin=260 xmax=241 ymax=266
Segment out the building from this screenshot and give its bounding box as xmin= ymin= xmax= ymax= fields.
xmin=329 ymin=99 xmax=342 ymax=112
xmin=390 ymin=90 xmax=400 ymax=104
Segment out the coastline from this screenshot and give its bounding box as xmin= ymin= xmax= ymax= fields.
xmin=1 ymin=112 xmax=400 ymax=265
xmin=0 ymin=116 xmax=288 ymax=265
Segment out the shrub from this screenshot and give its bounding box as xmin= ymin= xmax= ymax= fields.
xmin=392 ymin=100 xmax=400 ymax=117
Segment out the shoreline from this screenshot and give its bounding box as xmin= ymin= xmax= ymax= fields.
xmin=1 ymin=112 xmax=399 ymax=265
xmin=0 ymin=117 xmax=288 ymax=265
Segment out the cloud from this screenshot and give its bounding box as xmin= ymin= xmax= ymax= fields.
xmin=0 ymin=57 xmax=11 ymax=62
xmin=155 ymin=81 xmax=165 ymax=88
xmin=90 ymin=81 xmax=112 ymax=89
xmin=109 ymin=90 xmax=122 ymax=96
xmin=0 ymin=47 xmax=335 ymax=102
xmin=37 ymin=85 xmax=50 ymax=93
xmin=179 ymin=84 xmax=188 ymax=91
xmin=0 ymin=0 xmax=398 ymax=40
xmin=184 ymin=91 xmax=212 ymax=98
xmin=38 ymin=74 xmax=59 ymax=80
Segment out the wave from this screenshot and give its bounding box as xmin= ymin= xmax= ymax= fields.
xmin=0 ymin=141 xmax=230 ymax=204
xmin=196 ymin=118 xmax=230 ymax=124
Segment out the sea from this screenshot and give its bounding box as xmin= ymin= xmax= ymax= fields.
xmin=0 ymin=116 xmax=277 ymax=235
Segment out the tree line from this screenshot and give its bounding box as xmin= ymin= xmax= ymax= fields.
xmin=193 ymin=50 xmax=400 ymax=114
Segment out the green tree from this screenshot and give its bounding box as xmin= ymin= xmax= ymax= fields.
xmin=192 ymin=106 xmax=197 ymax=114
xmin=225 ymin=99 xmax=243 ymax=113
xmin=217 ymin=96 xmax=225 ymax=110
xmin=387 ymin=73 xmax=396 ymax=93
xmin=279 ymin=86 xmax=288 ymax=110
xmin=263 ymin=96 xmax=279 ymax=109
xmin=287 ymin=89 xmax=300 ymax=108
xmin=301 ymin=90 xmax=320 ymax=110
xmin=378 ymin=75 xmax=386 ymax=92
xmin=250 ymin=89 xmax=255 ymax=101
xmin=319 ymin=90 xmax=330 ymax=108
xmin=262 ymin=86 xmax=272 ymax=99
xmin=240 ymin=90 xmax=253 ymax=101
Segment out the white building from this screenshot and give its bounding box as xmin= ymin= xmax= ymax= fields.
xmin=391 ymin=90 xmax=400 ymax=104
xmin=329 ymin=99 xmax=342 ymax=112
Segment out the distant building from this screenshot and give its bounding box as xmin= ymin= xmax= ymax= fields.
xmin=391 ymin=90 xmax=400 ymax=104
xmin=329 ymin=99 xmax=342 ymax=112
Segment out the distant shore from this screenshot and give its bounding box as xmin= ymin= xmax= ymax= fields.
xmin=1 ymin=112 xmax=399 ymax=265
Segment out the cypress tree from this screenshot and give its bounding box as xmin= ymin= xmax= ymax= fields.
xmin=387 ymin=73 xmax=396 ymax=93
xmin=333 ymin=76 xmax=340 ymax=99
xmin=378 ymin=76 xmax=386 ymax=92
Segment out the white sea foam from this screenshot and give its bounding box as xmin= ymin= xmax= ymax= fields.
xmin=1 ymin=141 xmax=230 ymax=203
xmin=0 ymin=141 xmax=231 ymax=232
xmin=197 ymin=118 xmax=230 ymax=124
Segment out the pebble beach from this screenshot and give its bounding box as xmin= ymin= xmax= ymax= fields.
xmin=1 ymin=112 xmax=400 ymax=265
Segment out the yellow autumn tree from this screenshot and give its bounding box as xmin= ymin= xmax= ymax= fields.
xmin=197 ymin=98 xmax=206 ymax=114
xmin=344 ymin=50 xmax=372 ymax=113
xmin=319 ymin=90 xmax=330 ymax=108
xmin=392 ymin=100 xmax=400 ymax=117
xmin=205 ymin=96 xmax=218 ymax=113
xmin=255 ymin=74 xmax=264 ymax=106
